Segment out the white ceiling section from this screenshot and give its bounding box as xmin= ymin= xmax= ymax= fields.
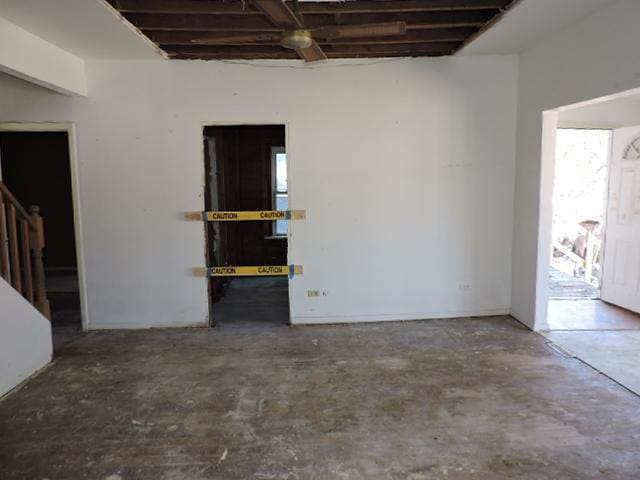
xmin=0 ymin=0 xmax=160 ymax=59
xmin=461 ymin=0 xmax=617 ymax=55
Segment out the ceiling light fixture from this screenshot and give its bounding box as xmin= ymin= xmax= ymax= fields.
xmin=280 ymin=30 xmax=313 ymax=50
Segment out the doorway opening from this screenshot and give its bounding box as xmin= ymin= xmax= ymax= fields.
xmin=0 ymin=130 xmax=83 ymax=345
xmin=203 ymin=125 xmax=289 ymax=327
xmin=546 ymin=128 xmax=618 ymax=329
xmin=540 ymin=95 xmax=640 ymax=332
xmin=548 ymin=128 xmax=610 ymax=300
xmin=539 ymin=92 xmax=640 ymax=394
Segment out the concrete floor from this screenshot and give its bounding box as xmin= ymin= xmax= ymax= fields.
xmin=547 ymin=300 xmax=640 ymax=330
xmin=544 ymin=300 xmax=640 ymax=412
xmin=545 ymin=330 xmax=640 ymax=396
xmin=3 ymin=315 xmax=640 ymax=479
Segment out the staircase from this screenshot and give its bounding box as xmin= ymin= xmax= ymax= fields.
xmin=0 ymin=181 xmax=50 ymax=319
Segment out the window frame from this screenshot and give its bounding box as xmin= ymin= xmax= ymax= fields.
xmin=271 ymin=146 xmax=287 ymax=236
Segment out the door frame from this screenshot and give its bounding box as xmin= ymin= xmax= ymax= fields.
xmin=200 ymin=121 xmax=292 ymax=327
xmin=534 ymin=86 xmax=640 ymax=330
xmin=0 ymin=122 xmax=89 ymax=330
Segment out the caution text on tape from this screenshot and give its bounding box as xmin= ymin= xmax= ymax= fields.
xmin=185 ymin=210 xmax=306 ymax=221
xmin=193 ymin=265 xmax=303 ymax=278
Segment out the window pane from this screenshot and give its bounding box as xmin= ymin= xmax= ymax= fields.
xmin=276 ymin=193 xmax=288 ymax=235
xmin=276 ymin=153 xmax=287 ymax=193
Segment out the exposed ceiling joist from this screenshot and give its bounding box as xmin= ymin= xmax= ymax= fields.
xmin=124 ymin=11 xmax=494 ymax=31
xmin=148 ymin=27 xmax=476 ymax=46
xmin=170 ymin=50 xmax=456 ymax=60
xmin=105 ymin=0 xmax=517 ymax=60
xmin=110 ymin=0 xmax=509 ymax=15
xmin=166 ymin=42 xmax=460 ymax=56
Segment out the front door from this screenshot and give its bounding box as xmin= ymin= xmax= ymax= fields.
xmin=601 ymin=126 xmax=640 ymax=313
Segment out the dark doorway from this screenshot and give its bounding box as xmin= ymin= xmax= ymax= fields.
xmin=203 ymin=125 xmax=289 ymax=327
xmin=0 ymin=132 xmax=81 ymax=340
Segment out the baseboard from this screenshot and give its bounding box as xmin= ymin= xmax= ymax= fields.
xmin=1 ymin=353 xmax=53 ymax=399
xmin=85 ymin=321 xmax=208 ymax=331
xmin=291 ymin=308 xmax=511 ymax=325
xmin=84 ymin=309 xmax=512 ymax=329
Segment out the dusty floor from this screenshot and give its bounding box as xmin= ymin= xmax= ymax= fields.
xmin=544 ymin=299 xmax=640 ymax=408
xmin=3 ymin=315 xmax=640 ymax=479
xmin=47 ymin=270 xmax=83 ymax=353
xmin=545 ymin=329 xmax=640 ymax=396
xmin=213 ymin=277 xmax=289 ymax=327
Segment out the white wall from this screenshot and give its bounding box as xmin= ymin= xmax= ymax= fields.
xmin=0 ymin=16 xmax=87 ymax=96
xmin=511 ymin=0 xmax=640 ymax=329
xmin=559 ymin=96 xmax=640 ymax=129
xmin=0 ymin=278 xmax=52 ymax=396
xmin=0 ymin=55 xmax=518 ymax=328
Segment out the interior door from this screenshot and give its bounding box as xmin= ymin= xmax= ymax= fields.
xmin=601 ymin=126 xmax=640 ymax=313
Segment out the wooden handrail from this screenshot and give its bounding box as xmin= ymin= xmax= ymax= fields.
xmin=0 ymin=182 xmax=36 ymax=230
xmin=0 ymin=181 xmax=50 ymax=319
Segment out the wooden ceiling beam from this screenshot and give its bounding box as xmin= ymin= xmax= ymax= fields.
xmin=110 ymin=0 xmax=520 ymax=60
xmin=148 ymin=28 xmax=477 ymax=46
xmin=124 ymin=13 xmax=276 ymax=31
xmin=170 ymin=52 xmax=302 ymax=60
xmin=452 ymin=0 xmax=521 ymax=53
xmin=110 ymin=0 xmax=510 ymax=15
xmin=170 ymin=51 xmax=451 ymax=60
xmin=125 ymin=11 xmax=494 ymax=31
xmin=163 ymin=42 xmax=460 ymax=56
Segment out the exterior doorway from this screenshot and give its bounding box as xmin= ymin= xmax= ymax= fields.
xmin=538 ymin=90 xmax=640 ymax=396
xmin=548 ymin=128 xmax=610 ymax=302
xmin=546 ymin=126 xmax=640 ymax=331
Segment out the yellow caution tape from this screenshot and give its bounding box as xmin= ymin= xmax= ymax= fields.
xmin=185 ymin=210 xmax=306 ymax=221
xmin=193 ymin=265 xmax=303 ymax=277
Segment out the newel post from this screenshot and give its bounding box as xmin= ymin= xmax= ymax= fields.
xmin=0 ymin=191 xmax=9 ymax=280
xmin=29 ymin=206 xmax=50 ymax=320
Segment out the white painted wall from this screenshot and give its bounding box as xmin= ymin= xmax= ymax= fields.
xmin=511 ymin=0 xmax=640 ymax=329
xmin=0 ymin=16 xmax=87 ymax=96
xmin=559 ymin=96 xmax=640 ymax=129
xmin=0 ymin=55 xmax=518 ymax=328
xmin=461 ymin=0 xmax=616 ymax=56
xmin=0 ymin=277 xmax=52 ymax=397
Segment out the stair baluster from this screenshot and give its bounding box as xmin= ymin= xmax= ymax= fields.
xmin=0 ymin=181 xmax=50 ymax=319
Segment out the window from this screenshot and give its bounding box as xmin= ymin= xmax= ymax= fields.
xmin=272 ymin=146 xmax=288 ymax=236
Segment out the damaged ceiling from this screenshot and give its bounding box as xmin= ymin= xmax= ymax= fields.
xmin=106 ymin=0 xmax=519 ymax=60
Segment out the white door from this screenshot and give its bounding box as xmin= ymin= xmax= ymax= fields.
xmin=601 ymin=126 xmax=640 ymax=313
